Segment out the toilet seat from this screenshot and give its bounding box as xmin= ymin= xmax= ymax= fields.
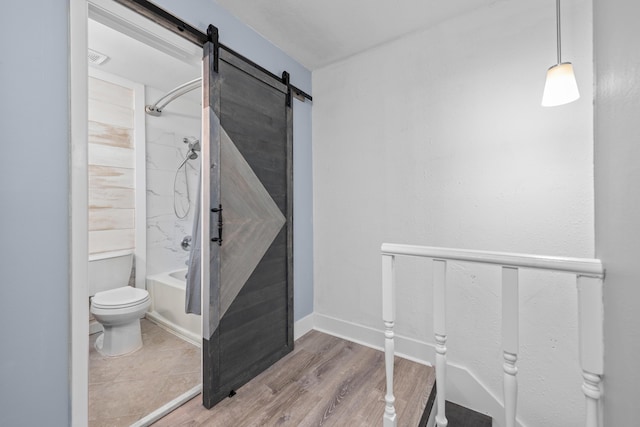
xmin=91 ymin=286 xmax=150 ymax=310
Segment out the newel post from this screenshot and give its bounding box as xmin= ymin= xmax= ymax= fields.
xmin=382 ymin=254 xmax=397 ymax=427
xmin=576 ymin=275 xmax=604 ymax=427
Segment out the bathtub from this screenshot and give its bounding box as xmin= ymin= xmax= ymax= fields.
xmin=146 ymin=269 xmax=201 ymax=346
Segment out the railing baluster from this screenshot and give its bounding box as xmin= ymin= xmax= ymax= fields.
xmin=433 ymin=259 xmax=448 ymax=427
xmin=577 ymin=275 xmax=604 ymax=427
xmin=380 ymin=243 xmax=604 ymax=427
xmin=382 ymin=254 xmax=397 ymax=427
xmin=502 ymin=267 xmax=519 ymax=427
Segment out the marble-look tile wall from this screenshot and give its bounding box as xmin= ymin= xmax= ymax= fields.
xmin=145 ymin=86 xmax=200 ymax=276
xmin=88 ymin=76 xmax=135 ymax=255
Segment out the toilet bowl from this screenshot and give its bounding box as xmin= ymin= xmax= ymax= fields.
xmin=91 ymin=286 xmax=151 ymax=356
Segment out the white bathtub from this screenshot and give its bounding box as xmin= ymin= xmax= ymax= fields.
xmin=146 ymin=269 xmax=201 ymax=346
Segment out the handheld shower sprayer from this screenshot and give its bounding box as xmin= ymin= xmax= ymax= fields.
xmin=183 ymin=136 xmax=200 ymax=159
xmin=174 ymin=136 xmax=201 ymax=219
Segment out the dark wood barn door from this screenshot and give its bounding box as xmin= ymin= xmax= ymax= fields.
xmin=202 ymin=40 xmax=293 ymax=408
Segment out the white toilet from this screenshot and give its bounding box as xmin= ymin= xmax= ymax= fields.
xmin=89 ymin=251 xmax=150 ymax=357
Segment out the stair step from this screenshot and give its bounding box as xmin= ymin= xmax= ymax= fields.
xmin=419 ymin=381 xmax=492 ymax=427
xmin=443 ymin=401 xmax=492 ymax=427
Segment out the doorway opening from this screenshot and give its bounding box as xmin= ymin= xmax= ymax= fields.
xmin=72 ymin=0 xmax=204 ymax=425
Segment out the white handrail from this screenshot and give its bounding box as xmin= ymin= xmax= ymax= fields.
xmin=381 ymin=243 xmax=604 ymax=427
xmin=381 ymin=243 xmax=604 ymax=277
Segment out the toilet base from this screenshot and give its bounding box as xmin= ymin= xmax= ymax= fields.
xmin=94 ymin=319 xmax=143 ymax=357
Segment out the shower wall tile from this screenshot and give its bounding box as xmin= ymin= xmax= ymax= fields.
xmin=146 ymin=169 xmax=177 ymax=198
xmin=146 ymin=193 xmax=174 ymax=218
xmin=147 ymin=215 xmax=176 ymax=246
xmin=147 ymin=216 xmax=191 ymax=276
xmin=145 ymin=95 xmax=199 ymax=275
xmin=147 ymin=247 xmax=182 ymax=278
xmin=146 ymin=142 xmax=182 ymax=172
xmin=174 ymin=214 xmax=193 ymax=236
xmin=146 ymin=126 xmax=179 ymax=148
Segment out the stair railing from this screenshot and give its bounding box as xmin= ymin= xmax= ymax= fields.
xmin=381 ymin=243 xmax=604 ymax=427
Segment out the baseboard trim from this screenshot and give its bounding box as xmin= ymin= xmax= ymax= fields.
xmin=293 ymin=313 xmax=315 ymax=340
xmin=313 ymin=312 xmax=525 ymax=427
xmin=314 ymin=312 xmax=433 ymax=366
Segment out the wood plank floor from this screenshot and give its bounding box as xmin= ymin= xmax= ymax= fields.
xmin=153 ymin=330 xmax=435 ymax=427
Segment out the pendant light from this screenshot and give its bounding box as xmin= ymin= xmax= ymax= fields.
xmin=541 ymin=0 xmax=579 ymax=107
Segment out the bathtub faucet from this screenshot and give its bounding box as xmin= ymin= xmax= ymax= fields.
xmin=181 ymin=235 xmax=192 ymax=251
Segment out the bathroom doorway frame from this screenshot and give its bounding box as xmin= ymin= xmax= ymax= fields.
xmin=70 ymin=0 xmax=204 ymax=424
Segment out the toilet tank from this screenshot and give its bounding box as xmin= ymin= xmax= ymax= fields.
xmin=88 ymin=250 xmax=134 ymax=296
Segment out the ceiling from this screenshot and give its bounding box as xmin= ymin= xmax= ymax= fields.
xmin=88 ymin=19 xmax=200 ymax=94
xmin=86 ymin=0 xmax=501 ymax=95
xmin=88 ymin=0 xmax=202 ymax=105
xmin=214 ymin=0 xmax=500 ymax=70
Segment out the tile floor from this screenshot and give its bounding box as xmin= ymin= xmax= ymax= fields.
xmin=89 ymin=318 xmax=201 ymax=427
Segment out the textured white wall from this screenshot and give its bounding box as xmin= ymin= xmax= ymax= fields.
xmin=594 ymin=0 xmax=640 ymax=425
xmin=313 ymin=0 xmax=593 ymax=425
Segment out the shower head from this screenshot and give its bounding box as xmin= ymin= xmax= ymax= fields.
xmin=183 ymin=136 xmax=200 ymax=152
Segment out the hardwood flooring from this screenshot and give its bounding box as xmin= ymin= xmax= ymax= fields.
xmin=153 ymin=330 xmax=435 ymax=427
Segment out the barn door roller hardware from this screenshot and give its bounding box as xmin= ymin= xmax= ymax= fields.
xmin=114 ymin=0 xmax=312 ymax=102
xmin=207 ymin=24 xmax=219 ymax=73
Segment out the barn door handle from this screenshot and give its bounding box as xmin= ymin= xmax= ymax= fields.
xmin=211 ymin=204 xmax=223 ymax=246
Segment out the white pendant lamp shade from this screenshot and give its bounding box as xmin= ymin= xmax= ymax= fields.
xmin=542 ymin=0 xmax=579 ymax=107
xmin=541 ymin=62 xmax=580 ymax=107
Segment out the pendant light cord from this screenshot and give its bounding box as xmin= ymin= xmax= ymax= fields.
xmin=556 ymin=0 xmax=562 ymax=64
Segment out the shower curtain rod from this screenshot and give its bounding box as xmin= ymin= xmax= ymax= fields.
xmin=145 ymin=77 xmax=201 ymax=116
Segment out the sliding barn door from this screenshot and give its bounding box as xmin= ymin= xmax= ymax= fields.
xmin=201 ymin=38 xmax=293 ymax=408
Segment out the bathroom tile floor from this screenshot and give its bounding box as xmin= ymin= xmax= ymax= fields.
xmin=89 ymin=318 xmax=200 ymax=427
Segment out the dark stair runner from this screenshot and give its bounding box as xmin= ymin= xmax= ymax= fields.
xmin=419 ymin=382 xmax=493 ymax=427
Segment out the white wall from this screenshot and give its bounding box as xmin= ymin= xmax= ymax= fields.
xmin=594 ymin=0 xmax=640 ymax=425
xmin=312 ymin=0 xmax=593 ymax=425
